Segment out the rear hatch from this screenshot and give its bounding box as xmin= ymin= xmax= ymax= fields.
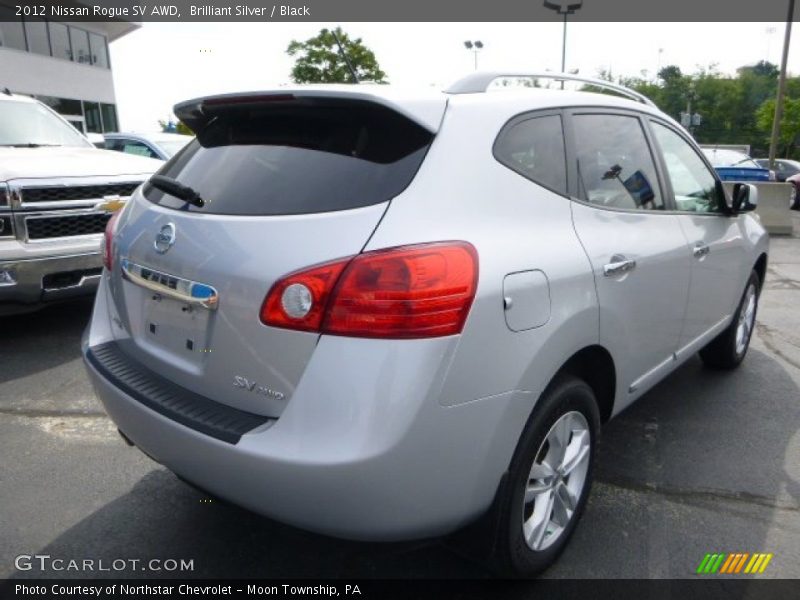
xmin=106 ymin=91 xmax=444 ymax=418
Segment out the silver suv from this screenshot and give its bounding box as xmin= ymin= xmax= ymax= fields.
xmin=82 ymin=73 xmax=768 ymax=575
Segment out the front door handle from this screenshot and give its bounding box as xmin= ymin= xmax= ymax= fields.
xmin=603 ymin=256 xmax=637 ymax=277
xmin=693 ymin=242 xmax=710 ymax=258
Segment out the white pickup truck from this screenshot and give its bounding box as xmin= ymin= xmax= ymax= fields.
xmin=0 ymin=92 xmax=161 ymax=315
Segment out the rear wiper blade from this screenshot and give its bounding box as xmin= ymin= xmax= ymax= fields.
xmin=148 ymin=175 xmax=205 ymax=208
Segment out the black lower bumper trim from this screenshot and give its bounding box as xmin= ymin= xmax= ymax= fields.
xmin=86 ymin=341 xmax=272 ymax=444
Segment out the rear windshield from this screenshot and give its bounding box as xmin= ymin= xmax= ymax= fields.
xmin=143 ymin=101 xmax=434 ymax=215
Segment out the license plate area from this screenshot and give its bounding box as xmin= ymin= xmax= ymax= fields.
xmin=143 ymin=292 xmax=212 ymax=361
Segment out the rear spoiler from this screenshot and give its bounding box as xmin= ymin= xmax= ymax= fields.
xmin=174 ymin=88 xmax=448 ymax=134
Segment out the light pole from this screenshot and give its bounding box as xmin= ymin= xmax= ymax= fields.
xmin=464 ymin=40 xmax=484 ymax=71
xmin=769 ymin=0 xmax=795 ymax=168
xmin=543 ymin=0 xmax=584 ymax=74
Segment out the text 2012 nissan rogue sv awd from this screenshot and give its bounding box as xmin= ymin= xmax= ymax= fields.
xmin=82 ymin=73 xmax=768 ymax=575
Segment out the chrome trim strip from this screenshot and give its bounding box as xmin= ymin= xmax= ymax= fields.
xmin=43 ymin=273 xmax=102 ymax=292
xmin=120 ymin=258 xmax=219 ymax=310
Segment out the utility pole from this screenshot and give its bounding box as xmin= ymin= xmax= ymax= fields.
xmin=769 ymin=0 xmax=795 ymax=168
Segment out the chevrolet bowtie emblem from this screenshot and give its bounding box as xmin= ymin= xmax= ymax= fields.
xmin=94 ymin=195 xmax=126 ymax=213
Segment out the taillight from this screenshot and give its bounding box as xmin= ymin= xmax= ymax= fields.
xmin=260 ymin=242 xmax=478 ymax=339
xmin=260 ymin=259 xmax=349 ymax=333
xmin=102 ymin=211 xmax=121 ymax=271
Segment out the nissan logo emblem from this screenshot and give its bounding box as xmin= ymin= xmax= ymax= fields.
xmin=154 ymin=223 xmax=176 ymax=254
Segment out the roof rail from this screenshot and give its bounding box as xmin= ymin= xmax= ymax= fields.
xmin=445 ymin=72 xmax=656 ymax=107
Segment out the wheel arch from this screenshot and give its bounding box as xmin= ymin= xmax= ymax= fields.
xmin=753 ymin=252 xmax=768 ymax=290
xmin=549 ymin=345 xmax=617 ymax=424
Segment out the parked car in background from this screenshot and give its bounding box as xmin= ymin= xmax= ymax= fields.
xmin=103 ymin=132 xmax=193 ymax=161
xmin=85 ymin=133 xmax=106 ymax=148
xmin=0 ymin=93 xmax=161 ymax=315
xmin=755 ymin=158 xmax=800 ymax=182
xmin=783 ymin=172 xmax=800 ymax=210
xmin=701 ymin=146 xmax=773 ymax=182
xmin=83 ymin=74 xmax=768 ymax=576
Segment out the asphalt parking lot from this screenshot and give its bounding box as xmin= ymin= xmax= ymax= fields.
xmin=2 ymin=215 xmax=799 ymax=580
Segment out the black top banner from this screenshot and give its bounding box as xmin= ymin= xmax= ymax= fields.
xmin=4 ymin=0 xmax=800 ymax=22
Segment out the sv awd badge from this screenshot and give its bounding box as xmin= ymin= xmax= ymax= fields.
xmin=232 ymin=376 xmax=285 ymax=401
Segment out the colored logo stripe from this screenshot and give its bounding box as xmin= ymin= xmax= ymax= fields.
xmin=697 ymin=552 xmax=773 ymax=574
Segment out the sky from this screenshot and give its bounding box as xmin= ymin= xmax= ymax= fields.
xmin=109 ymin=22 xmax=800 ymax=131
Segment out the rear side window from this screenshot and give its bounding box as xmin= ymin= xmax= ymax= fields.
xmin=572 ymin=113 xmax=664 ymax=211
xmin=143 ymin=102 xmax=433 ymax=216
xmin=494 ymin=114 xmax=567 ymax=195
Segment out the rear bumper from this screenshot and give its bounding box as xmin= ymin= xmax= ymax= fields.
xmin=0 ymin=241 xmax=102 ymax=314
xmin=82 ymin=278 xmax=532 ymax=541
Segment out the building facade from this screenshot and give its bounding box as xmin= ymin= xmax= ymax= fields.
xmin=0 ymin=1 xmax=138 ymax=133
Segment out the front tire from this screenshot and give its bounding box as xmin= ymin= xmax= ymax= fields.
xmin=699 ymin=270 xmax=760 ymax=370
xmin=493 ymin=376 xmax=600 ymax=576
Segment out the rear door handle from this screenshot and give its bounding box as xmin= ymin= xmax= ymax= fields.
xmin=693 ymin=243 xmax=710 ymax=258
xmin=603 ymin=256 xmax=637 ymax=277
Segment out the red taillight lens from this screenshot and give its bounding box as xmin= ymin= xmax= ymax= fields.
xmin=102 ymin=211 xmax=121 ymax=271
xmin=260 ymin=242 xmax=479 ymax=339
xmin=260 ymin=258 xmax=350 ymax=332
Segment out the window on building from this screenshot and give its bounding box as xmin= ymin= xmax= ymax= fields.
xmin=48 ymin=21 xmax=71 ymax=60
xmin=36 ymin=96 xmax=83 ymax=117
xmin=100 ymin=104 xmax=118 ymax=132
xmin=23 ymin=18 xmax=50 ymax=56
xmin=69 ymin=26 xmax=90 ymax=64
xmin=0 ymin=6 xmax=26 ymax=51
xmin=83 ymin=101 xmax=102 ymax=133
xmin=88 ymin=32 xmax=108 ymax=68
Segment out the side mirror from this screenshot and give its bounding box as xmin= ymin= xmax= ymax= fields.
xmin=732 ymin=182 xmax=758 ymax=213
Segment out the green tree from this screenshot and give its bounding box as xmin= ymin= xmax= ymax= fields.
xmin=158 ymin=119 xmax=192 ymax=135
xmin=756 ymin=97 xmax=800 ymax=157
xmin=286 ymin=27 xmax=387 ymax=84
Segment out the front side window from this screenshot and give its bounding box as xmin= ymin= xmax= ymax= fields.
xmin=120 ymin=140 xmax=159 ymax=159
xmin=572 ymin=113 xmax=664 ymax=211
xmin=652 ymin=122 xmax=723 ymax=213
xmin=494 ymin=114 xmax=567 ymax=195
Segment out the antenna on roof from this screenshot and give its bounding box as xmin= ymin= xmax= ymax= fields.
xmin=332 ymin=28 xmax=359 ymax=84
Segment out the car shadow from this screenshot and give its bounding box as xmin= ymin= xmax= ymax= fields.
xmin=9 ymin=347 xmax=800 ymax=579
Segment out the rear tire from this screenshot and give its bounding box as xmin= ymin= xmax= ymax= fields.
xmin=699 ymin=270 xmax=760 ymax=370
xmin=492 ymin=376 xmax=600 ymax=576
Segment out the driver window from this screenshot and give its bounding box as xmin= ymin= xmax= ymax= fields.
xmin=572 ymin=113 xmax=664 ymax=211
xmin=651 ymin=122 xmax=723 ymax=213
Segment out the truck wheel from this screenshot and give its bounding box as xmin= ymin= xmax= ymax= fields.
xmin=494 ymin=376 xmax=600 ymax=576
xmin=699 ymin=270 xmax=760 ymax=370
